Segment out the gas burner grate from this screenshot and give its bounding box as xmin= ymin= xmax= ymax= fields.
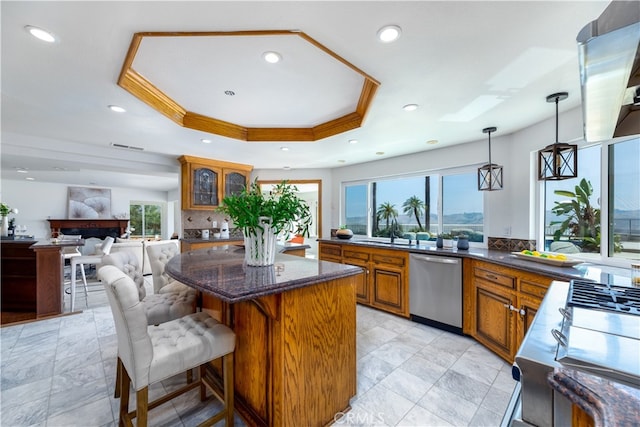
xmin=568 ymin=280 xmax=640 ymax=315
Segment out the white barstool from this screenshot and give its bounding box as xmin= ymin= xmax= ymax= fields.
xmin=69 ymin=236 xmax=114 ymax=311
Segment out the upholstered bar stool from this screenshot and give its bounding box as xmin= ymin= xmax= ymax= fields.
xmin=100 ymin=251 xmax=198 ymax=398
xmin=98 ymin=265 xmax=235 ymax=427
xmin=146 ymin=242 xmax=195 ymax=294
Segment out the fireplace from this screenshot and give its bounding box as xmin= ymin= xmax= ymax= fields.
xmin=48 ymin=219 xmax=129 ymax=239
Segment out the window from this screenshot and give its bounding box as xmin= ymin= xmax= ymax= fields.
xmin=543 ymin=138 xmax=639 ymax=263
xmin=442 ymin=173 xmax=484 ymax=242
xmin=343 ymin=169 xmax=483 ymax=242
xmin=129 ymin=202 xmax=163 ymax=238
xmin=344 ymin=184 xmax=368 ymax=235
xmin=609 ymin=138 xmax=639 ymax=260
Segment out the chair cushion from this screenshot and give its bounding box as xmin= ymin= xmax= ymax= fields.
xmin=144 ymin=290 xmax=197 ymax=326
xmin=147 ymin=312 xmax=235 ymax=386
xmin=145 ymin=241 xmax=182 ymax=293
xmin=100 ymin=252 xmax=146 ymax=300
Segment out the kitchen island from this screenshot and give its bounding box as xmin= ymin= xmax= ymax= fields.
xmin=165 ymin=247 xmax=364 ymax=427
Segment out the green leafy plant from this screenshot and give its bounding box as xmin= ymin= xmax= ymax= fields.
xmin=0 ymin=203 xmax=17 ymax=217
xmin=550 ymin=178 xmax=622 ymax=253
xmin=217 ymin=178 xmax=312 ymax=238
xmin=438 ymin=233 xmax=453 ymax=239
xmin=402 ymin=196 xmax=426 ymax=231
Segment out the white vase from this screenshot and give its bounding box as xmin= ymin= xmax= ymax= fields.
xmin=243 ymin=217 xmax=277 ymax=266
xmin=1 ymin=216 xmax=8 ymax=237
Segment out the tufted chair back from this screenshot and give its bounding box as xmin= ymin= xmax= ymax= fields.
xmin=98 ymin=265 xmax=153 ymax=390
xmin=101 ymin=251 xmax=146 ymax=300
xmin=146 ymin=242 xmax=181 ymax=294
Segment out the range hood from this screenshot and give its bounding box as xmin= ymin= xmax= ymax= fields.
xmin=577 ymin=1 xmax=640 ymax=142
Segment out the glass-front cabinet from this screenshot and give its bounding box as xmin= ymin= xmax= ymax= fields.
xmin=178 ymin=155 xmax=252 ymax=210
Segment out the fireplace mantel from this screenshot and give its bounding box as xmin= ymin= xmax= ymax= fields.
xmin=48 ymin=219 xmax=129 ymax=238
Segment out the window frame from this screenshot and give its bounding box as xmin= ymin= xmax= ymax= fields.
xmin=341 ymin=166 xmax=485 ymax=246
xmin=129 ymin=200 xmax=166 ymax=239
xmin=538 ymin=136 xmax=639 ymax=268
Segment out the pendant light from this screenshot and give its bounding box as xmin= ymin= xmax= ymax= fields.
xmin=538 ymin=92 xmax=577 ymax=180
xmin=477 ymin=127 xmax=503 ymax=191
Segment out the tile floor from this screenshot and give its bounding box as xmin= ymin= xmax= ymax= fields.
xmin=1 ymin=275 xmax=516 ymax=426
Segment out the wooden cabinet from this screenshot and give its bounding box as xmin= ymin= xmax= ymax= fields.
xmin=318 ymin=242 xmax=409 ymax=317
xmin=1 ymin=241 xmax=38 ymax=312
xmin=201 ymin=274 xmax=358 ymax=427
xmin=181 ymin=239 xmax=243 ymax=252
xmin=178 ymin=155 xmax=252 ymax=210
xmin=464 ymin=259 xmax=557 ymax=363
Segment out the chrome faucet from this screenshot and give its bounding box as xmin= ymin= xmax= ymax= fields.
xmin=389 ymin=220 xmax=402 ymax=244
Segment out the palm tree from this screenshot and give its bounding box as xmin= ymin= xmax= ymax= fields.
xmin=376 ymin=202 xmax=398 ymax=233
xmin=402 ymin=196 xmax=426 ymax=231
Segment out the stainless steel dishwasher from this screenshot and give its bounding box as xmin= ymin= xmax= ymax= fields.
xmin=409 ymin=253 xmax=463 ymax=334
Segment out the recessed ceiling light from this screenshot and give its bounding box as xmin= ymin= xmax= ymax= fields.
xmin=280 ymin=146 xmax=289 ymax=151
xmin=15 ymin=167 xmax=28 ymax=173
xmin=201 ymin=139 xmax=212 ymax=144
xmin=263 ymin=51 xmax=282 ymax=64
xmin=376 ymin=151 xmax=385 ymax=155
xmin=25 ymin=177 xmax=35 ymax=181
xmin=108 ymin=105 xmax=126 ymax=113
xmin=348 ymin=139 xmax=358 ymax=144
xmin=24 ymin=25 xmax=56 ymax=43
xmin=377 ymin=25 xmax=402 ymax=43
xmin=426 ymin=139 xmax=439 ymax=145
xmin=403 ymin=104 xmax=418 ymax=111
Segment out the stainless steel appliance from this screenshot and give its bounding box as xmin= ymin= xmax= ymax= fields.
xmin=409 ymin=254 xmax=462 ymax=334
xmin=503 ymin=280 xmax=640 ymax=426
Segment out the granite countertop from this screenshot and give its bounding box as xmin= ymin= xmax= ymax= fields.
xmin=29 ymin=238 xmax=85 ymax=249
xmin=318 ymin=238 xmax=632 ymax=286
xmin=165 ymin=247 xmax=363 ymax=303
xmin=548 ymin=367 xmax=640 ymax=426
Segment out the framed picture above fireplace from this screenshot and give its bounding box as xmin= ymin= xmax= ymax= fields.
xmin=68 ymin=186 xmax=112 ymax=219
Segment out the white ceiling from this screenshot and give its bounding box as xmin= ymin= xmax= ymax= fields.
xmin=1 ymin=1 xmax=610 ymax=192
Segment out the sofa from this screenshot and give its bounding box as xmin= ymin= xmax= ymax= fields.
xmin=109 ymin=238 xmax=180 ymax=276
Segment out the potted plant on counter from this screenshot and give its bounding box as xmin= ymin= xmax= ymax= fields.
xmin=336 ymin=225 xmax=354 ymax=240
xmin=436 ymin=233 xmax=453 ymax=248
xmin=217 ymin=179 xmax=312 ymax=266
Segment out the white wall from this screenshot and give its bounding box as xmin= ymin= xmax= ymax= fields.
xmin=1 ymin=179 xmax=172 ymax=238
xmin=251 ymin=168 xmax=333 ymax=239
xmin=329 ymin=106 xmax=586 ymax=242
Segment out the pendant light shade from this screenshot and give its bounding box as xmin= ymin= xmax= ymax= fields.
xmin=538 ymin=92 xmax=577 ymax=180
xmin=477 ymin=127 xmax=503 ymax=191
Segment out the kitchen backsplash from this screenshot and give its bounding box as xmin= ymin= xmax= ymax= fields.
xmin=181 ymin=210 xmax=242 ymax=239
xmin=488 ymin=237 xmax=536 ymax=252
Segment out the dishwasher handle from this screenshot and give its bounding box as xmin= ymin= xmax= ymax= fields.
xmin=410 ymin=254 xmax=460 ymax=265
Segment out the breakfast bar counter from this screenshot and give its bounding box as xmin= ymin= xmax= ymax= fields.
xmin=166 ymin=248 xmax=364 ymax=427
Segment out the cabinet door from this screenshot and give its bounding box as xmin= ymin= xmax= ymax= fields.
xmin=224 ymin=170 xmax=248 ymax=197
xmin=474 ymin=282 xmax=516 ymax=361
xmin=344 ymin=258 xmax=370 ymax=304
xmin=371 ymin=264 xmax=406 ymax=316
xmin=517 ymin=294 xmax=541 ymax=345
xmin=343 ymin=248 xmax=371 ymax=304
xmin=192 ymin=165 xmax=221 ymax=208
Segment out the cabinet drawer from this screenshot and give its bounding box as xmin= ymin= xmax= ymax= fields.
xmin=320 ymin=244 xmax=342 ymax=258
xmin=520 ymin=279 xmax=549 ymax=299
xmin=474 ymin=267 xmax=515 ymax=289
xmin=372 ymin=253 xmax=406 ymax=267
xmin=343 ymin=249 xmax=370 ymax=262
